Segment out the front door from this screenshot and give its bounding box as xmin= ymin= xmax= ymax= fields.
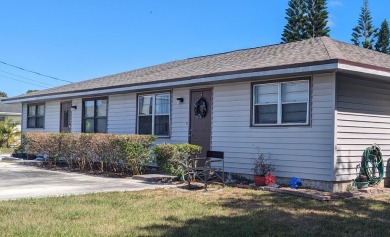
xmin=60 ymin=101 xmax=72 ymax=133
xmin=189 ymin=89 xmax=212 ymax=157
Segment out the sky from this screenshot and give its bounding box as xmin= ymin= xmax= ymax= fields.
xmin=0 ymin=0 xmax=389 ymax=97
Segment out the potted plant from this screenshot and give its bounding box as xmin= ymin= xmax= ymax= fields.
xmin=252 ymin=152 xmax=275 ymax=186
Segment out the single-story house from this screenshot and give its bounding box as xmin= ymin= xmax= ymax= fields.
xmin=0 ymin=97 xmax=22 ymax=129
xmin=2 ymin=37 xmax=390 ymax=191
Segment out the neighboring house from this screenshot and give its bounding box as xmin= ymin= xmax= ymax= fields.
xmin=0 ymin=97 xmax=22 ymax=130
xmin=2 ymin=37 xmax=390 ymax=191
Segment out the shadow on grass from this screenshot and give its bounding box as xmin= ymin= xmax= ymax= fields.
xmin=138 ymin=192 xmax=390 ymax=237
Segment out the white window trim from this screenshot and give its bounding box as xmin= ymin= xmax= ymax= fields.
xmin=137 ymin=92 xmax=170 ymax=137
xmin=252 ymin=80 xmax=310 ymax=126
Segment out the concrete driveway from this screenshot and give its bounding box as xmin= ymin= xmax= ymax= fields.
xmin=0 ymin=161 xmax=173 ymax=201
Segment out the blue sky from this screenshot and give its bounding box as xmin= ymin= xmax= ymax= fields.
xmin=0 ymin=0 xmax=389 ymax=97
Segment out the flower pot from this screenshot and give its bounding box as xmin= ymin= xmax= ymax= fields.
xmin=254 ymin=175 xmax=266 ymax=186
xmin=355 ymin=181 xmax=369 ymax=189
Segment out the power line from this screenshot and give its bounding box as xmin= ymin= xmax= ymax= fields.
xmin=0 ymin=69 xmax=55 ymax=87
xmin=0 ymin=60 xmax=72 ymax=83
xmin=0 ymin=74 xmax=50 ymax=88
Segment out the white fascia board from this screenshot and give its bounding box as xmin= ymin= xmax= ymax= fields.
xmin=4 ymin=63 xmax=338 ymax=103
xmin=338 ymin=63 xmax=390 ymax=78
xmin=0 ymin=112 xmax=21 ymax=115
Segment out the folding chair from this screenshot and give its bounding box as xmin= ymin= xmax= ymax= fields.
xmin=185 ymin=150 xmax=224 ymax=190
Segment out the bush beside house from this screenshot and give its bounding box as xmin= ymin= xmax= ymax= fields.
xmin=154 ymin=143 xmax=202 ymax=178
xmin=20 ymin=132 xmax=156 ymax=175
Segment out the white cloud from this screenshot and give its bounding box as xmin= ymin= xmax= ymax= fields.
xmin=328 ymin=0 xmax=343 ymax=7
xmin=327 ymin=19 xmax=336 ymax=28
xmin=327 ymin=14 xmax=336 ymax=28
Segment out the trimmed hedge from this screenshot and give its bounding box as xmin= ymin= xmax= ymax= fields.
xmin=154 ymin=143 xmax=202 ymax=178
xmin=22 ymin=132 xmax=156 ymax=175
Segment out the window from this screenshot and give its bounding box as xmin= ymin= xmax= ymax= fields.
xmin=27 ymin=104 xmax=45 ymax=128
xmin=138 ymin=93 xmax=170 ymax=136
xmin=253 ymin=80 xmax=309 ymax=125
xmin=83 ymin=98 xmax=107 ymax=133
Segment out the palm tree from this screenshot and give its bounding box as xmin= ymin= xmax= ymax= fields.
xmin=0 ymin=119 xmax=21 ymax=148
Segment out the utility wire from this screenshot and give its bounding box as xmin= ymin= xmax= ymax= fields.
xmin=0 ymin=69 xmax=55 ymax=87
xmin=0 ymin=74 xmax=49 ymax=88
xmin=0 ymin=60 xmax=72 ymax=83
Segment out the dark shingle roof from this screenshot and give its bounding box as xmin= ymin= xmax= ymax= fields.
xmin=5 ymin=37 xmax=390 ymax=101
xmin=0 ymin=97 xmax=22 ymax=113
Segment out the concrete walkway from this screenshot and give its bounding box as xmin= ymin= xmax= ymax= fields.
xmin=0 ymin=161 xmax=175 ymax=201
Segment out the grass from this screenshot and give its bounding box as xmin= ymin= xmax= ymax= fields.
xmin=0 ymin=187 xmax=389 ymax=236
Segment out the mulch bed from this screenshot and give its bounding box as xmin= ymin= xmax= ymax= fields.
xmin=227 ymin=183 xmax=390 ymax=201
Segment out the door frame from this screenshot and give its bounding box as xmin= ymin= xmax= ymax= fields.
xmin=188 ymin=87 xmax=213 ymax=149
xmin=60 ymin=101 xmax=72 ymax=133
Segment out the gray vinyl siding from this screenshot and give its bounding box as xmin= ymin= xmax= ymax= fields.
xmin=336 ymin=74 xmax=390 ymax=181
xmin=107 ymin=94 xmax=136 ymax=134
xmin=22 ymin=101 xmax=60 ymax=132
xmin=21 ymin=103 xmax=26 ymax=133
xmin=170 ymin=88 xmax=189 ymax=143
xmin=71 ymin=99 xmax=82 ymax=133
xmin=106 ymin=89 xmax=189 ymax=144
xmin=211 ymin=74 xmax=335 ymax=181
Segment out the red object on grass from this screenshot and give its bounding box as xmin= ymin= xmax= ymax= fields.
xmin=265 ymin=173 xmax=275 ymax=186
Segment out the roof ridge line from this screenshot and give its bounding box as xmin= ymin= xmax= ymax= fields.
xmin=319 ymin=37 xmax=344 ymax=60
xmin=319 ymin=37 xmax=332 ymax=60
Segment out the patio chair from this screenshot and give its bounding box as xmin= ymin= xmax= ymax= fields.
xmin=185 ymin=150 xmax=224 ymax=190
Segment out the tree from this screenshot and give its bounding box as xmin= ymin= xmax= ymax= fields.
xmin=26 ymin=89 xmax=39 ymax=94
xmin=375 ymin=19 xmax=390 ymax=54
xmin=351 ymin=0 xmax=378 ymax=49
xmin=0 ymin=119 xmax=21 ymax=148
xmin=282 ymin=0 xmax=331 ymax=43
xmin=306 ymin=0 xmax=330 ymax=37
xmin=0 ymin=91 xmax=7 ymax=97
xmin=282 ymin=0 xmax=309 ymax=43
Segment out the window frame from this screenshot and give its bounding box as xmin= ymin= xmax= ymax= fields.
xmin=137 ymin=91 xmax=171 ymax=137
xmin=251 ymin=78 xmax=311 ymax=127
xmin=82 ymin=97 xmax=108 ymax=133
xmin=27 ymin=103 xmax=45 ymax=128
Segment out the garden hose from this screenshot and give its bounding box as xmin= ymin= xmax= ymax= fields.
xmin=360 ymin=145 xmax=384 ymax=184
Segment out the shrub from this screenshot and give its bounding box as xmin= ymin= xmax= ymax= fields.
xmin=252 ymin=151 xmax=275 ymax=176
xmin=126 ymin=135 xmax=156 ymax=175
xmin=22 ymin=132 xmax=156 ymax=175
xmin=154 ymin=143 xmax=202 ymax=177
xmin=110 ymin=134 xmax=156 ymax=175
xmin=154 ymin=144 xmax=177 ymax=175
xmin=176 ymin=144 xmax=202 ymax=158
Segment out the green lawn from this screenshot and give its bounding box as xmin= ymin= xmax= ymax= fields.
xmin=0 ymin=187 xmax=389 ymax=237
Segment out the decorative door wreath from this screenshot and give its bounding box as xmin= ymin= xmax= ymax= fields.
xmin=194 ymin=96 xmax=207 ymax=118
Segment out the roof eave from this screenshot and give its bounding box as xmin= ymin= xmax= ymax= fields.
xmin=2 ymin=60 xmax=340 ymax=104
xmin=338 ymin=61 xmax=390 ymax=80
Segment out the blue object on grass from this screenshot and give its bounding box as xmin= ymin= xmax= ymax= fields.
xmin=289 ymin=177 xmax=297 ymax=189
xmin=289 ymin=177 xmax=302 ymax=189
